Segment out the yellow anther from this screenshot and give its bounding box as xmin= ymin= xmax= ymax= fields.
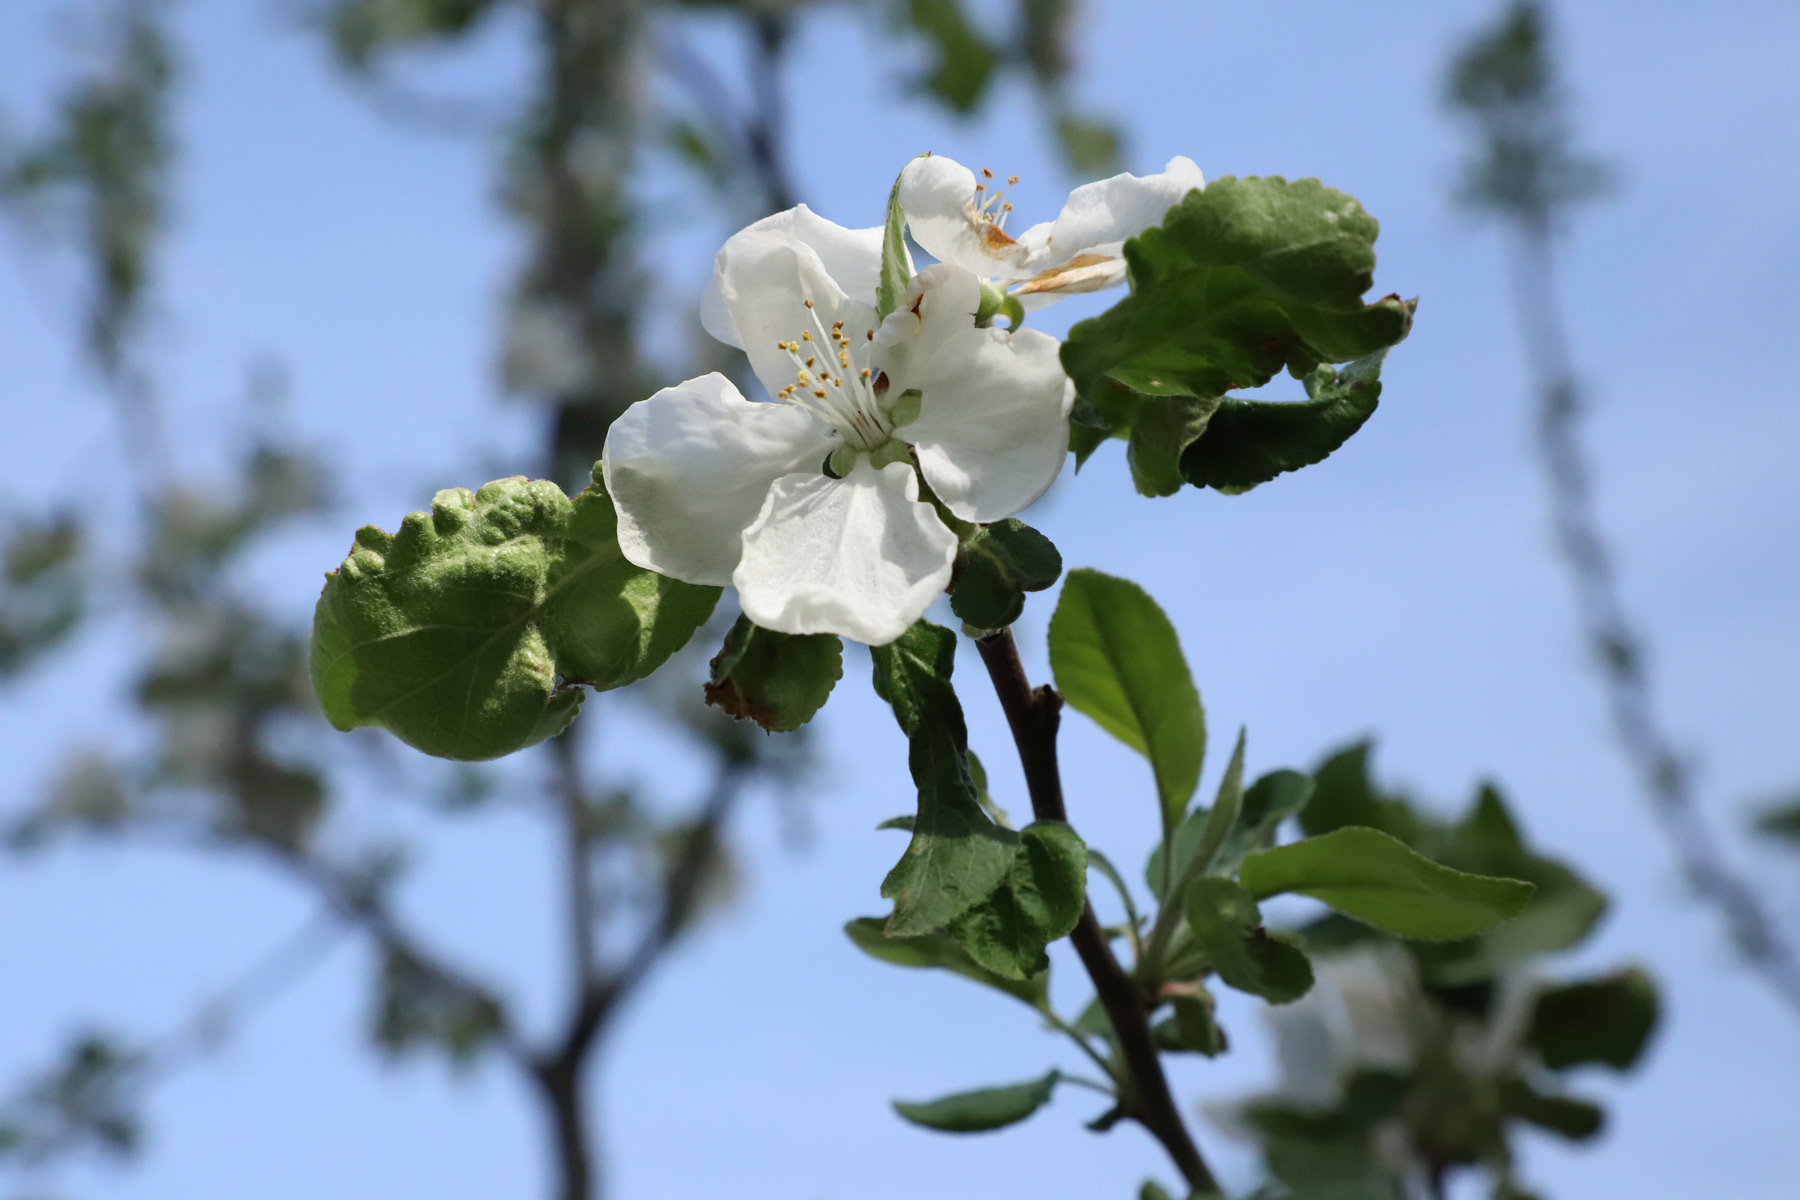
xmin=839 ymin=352 xmax=850 ymax=368
xmin=801 ymin=331 xmax=812 ymax=341
xmin=860 ymin=368 xmax=871 ymax=379
xmin=981 ymin=167 xmax=994 ymax=178
xmin=805 ymin=356 xmax=816 ymax=367
xmin=1007 ymin=174 xmax=1019 ymax=185
xmin=797 ymin=370 xmax=810 ymax=384
xmin=975 ymin=183 xmax=985 ymax=192
xmin=813 ymin=388 xmax=827 ymax=398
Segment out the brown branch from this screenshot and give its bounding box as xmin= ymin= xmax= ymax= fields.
xmin=975 ymin=630 xmax=1220 ymax=1196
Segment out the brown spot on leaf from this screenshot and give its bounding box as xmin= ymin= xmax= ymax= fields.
xmin=702 ymin=677 xmax=779 ymax=732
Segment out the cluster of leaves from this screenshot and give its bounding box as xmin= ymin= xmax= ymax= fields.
xmin=1234 ymin=744 xmax=1658 ymax=1200
xmin=847 ymin=571 xmax=1543 ymax=1151
xmin=1064 ymin=175 xmax=1415 ymax=498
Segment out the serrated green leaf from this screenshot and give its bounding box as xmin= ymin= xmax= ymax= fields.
xmin=1127 ymin=394 xmax=1222 ymax=497
xmin=872 ymin=620 xmax=1017 ymax=935
xmin=1049 ymin=569 xmax=1203 ymax=843
xmin=950 ymin=518 xmax=1063 ymax=633
xmin=893 ymin=1069 xmax=1059 ymax=1133
xmin=1184 ymin=876 xmax=1313 ymax=1003
xmin=310 ymin=473 xmax=719 ymax=760
xmin=1061 ymin=176 xmax=1412 ymax=491
xmin=1063 ymin=175 xmax=1412 ymax=399
xmin=1239 ymin=827 xmax=1534 ymax=941
xmin=702 ymin=613 xmax=841 ymax=732
xmin=947 ymin=821 xmax=1086 ymax=979
xmin=1527 ymin=968 xmax=1658 ymax=1070
xmin=1180 ymin=350 xmax=1391 ymax=493
xmin=843 ymin=917 xmax=1047 ymax=1008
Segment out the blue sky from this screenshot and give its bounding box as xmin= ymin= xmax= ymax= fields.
xmin=3 ymin=1 xmax=1799 ymax=1197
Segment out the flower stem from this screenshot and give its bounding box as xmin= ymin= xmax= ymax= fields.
xmin=975 ymin=628 xmax=1221 ymax=1197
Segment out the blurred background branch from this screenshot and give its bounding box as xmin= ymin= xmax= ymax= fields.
xmin=1444 ymin=0 xmax=1800 ymax=1015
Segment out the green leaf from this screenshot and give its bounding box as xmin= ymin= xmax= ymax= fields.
xmin=1527 ymin=968 xmax=1658 ymax=1070
xmin=1145 ymin=727 xmax=1246 ymax=899
xmin=1144 ymin=805 xmax=1208 ymax=900
xmin=1184 ymin=876 xmax=1314 ymax=1004
xmin=843 ymin=917 xmax=1046 ymax=1008
xmin=1497 ymin=1078 xmax=1603 ymax=1141
xmin=1062 ymin=175 xmax=1413 ymax=400
xmin=871 ymin=620 xmax=1017 ymax=935
xmin=1127 ymin=395 xmax=1222 ymax=497
xmin=1239 ymin=826 xmax=1535 ymax=941
xmin=1214 ymin=768 xmax=1315 ymax=871
xmin=1299 ymin=741 xmax=1419 ymax=842
xmin=950 ymin=519 xmax=1063 ymax=633
xmin=1049 ymin=569 xmax=1204 ymax=841
xmin=1180 ymin=350 xmax=1391 ymax=493
xmin=702 ymin=613 xmax=841 ymax=732
xmin=1418 ymin=784 xmax=1608 ymax=983
xmin=310 ymin=473 xmax=719 ymax=761
xmin=1061 ymin=176 xmax=1413 ymax=491
xmin=892 ymin=1069 xmax=1059 ymax=1133
xmin=1156 ymin=988 xmax=1228 ymax=1057
xmin=1189 ymin=727 xmax=1247 ymax=878
xmin=876 ymin=157 xmax=921 ymax=323
xmin=947 ymin=821 xmax=1087 ymax=980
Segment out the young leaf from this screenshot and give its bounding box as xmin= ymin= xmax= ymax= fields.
xmin=310 ymin=473 xmax=719 ymax=761
xmin=1497 ymin=1078 xmax=1604 ymax=1141
xmin=1239 ymin=826 xmax=1535 ymax=941
xmin=946 ymin=821 xmax=1086 ymax=980
xmin=1049 ymin=569 xmax=1204 ymax=840
xmin=1213 ymin=768 xmax=1315 ymax=870
xmin=703 ymin=613 xmax=841 ymax=732
xmin=876 ymin=156 xmax=922 ymax=321
xmin=892 ymin=1069 xmax=1059 ymax=1133
xmin=1188 ymin=726 xmax=1248 ymax=880
xmin=950 ymin=519 xmax=1062 ymax=634
xmin=872 ymin=620 xmax=1017 ymax=935
xmin=843 ymin=917 xmax=1047 ymax=1009
xmin=1527 ymin=968 xmax=1659 ymax=1070
xmin=1180 ymin=349 xmax=1393 ymax=493
xmin=1156 ymin=988 xmax=1228 ymax=1057
xmin=1184 ymin=876 xmax=1314 ymax=1004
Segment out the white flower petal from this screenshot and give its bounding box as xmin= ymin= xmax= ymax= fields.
xmin=602 ymin=373 xmax=837 ymax=586
xmin=868 ymin=262 xmax=983 ymax=399
xmin=898 ymin=325 xmax=1073 ymax=524
xmin=898 ymin=154 xmax=1030 ymax=278
xmin=708 ymin=230 xmax=882 ymax=403
xmin=733 ymin=460 xmax=957 ymax=646
xmin=701 ymin=205 xmax=888 ymax=349
xmin=1014 ymin=155 xmax=1205 ymax=275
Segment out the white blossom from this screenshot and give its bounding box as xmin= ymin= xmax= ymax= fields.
xmin=602 ymin=205 xmax=1072 ymax=645
xmin=897 ymin=153 xmax=1204 ymax=309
